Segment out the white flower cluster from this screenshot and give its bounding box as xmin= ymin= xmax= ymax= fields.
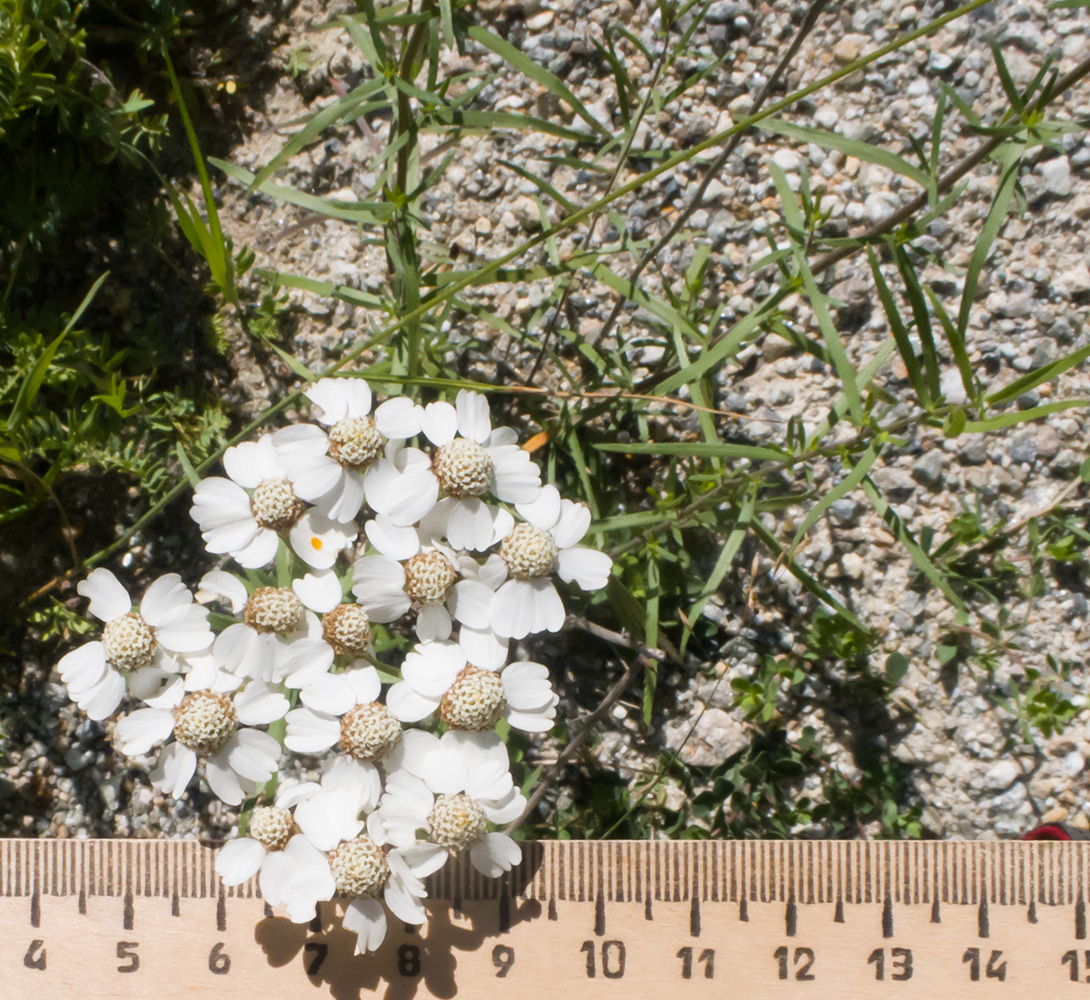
xmin=55 ymin=381 xmax=612 ymax=956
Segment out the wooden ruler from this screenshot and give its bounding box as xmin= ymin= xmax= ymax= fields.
xmin=4 ymin=839 xmax=1090 ymax=997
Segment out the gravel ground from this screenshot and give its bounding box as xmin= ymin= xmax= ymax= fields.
xmin=3 ymin=0 xmax=1089 ymax=842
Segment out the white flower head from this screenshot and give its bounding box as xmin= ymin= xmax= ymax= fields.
xmin=378 ymin=730 xmax=524 ymax=879
xmin=215 ymin=782 xmax=334 ymax=923
xmin=191 ymin=434 xmax=354 ymax=569
xmin=272 ymin=379 xmax=421 ymax=524
xmin=382 ymin=390 xmax=543 ymax=549
xmin=284 ymin=665 xmax=406 ymax=772
xmin=57 ymin=569 xmax=214 ymax=721
xmin=387 ymin=640 xmax=557 ymax=733
xmin=114 ymin=673 xmax=288 ymax=806
xmin=489 ymin=485 xmax=613 ymax=639
xmin=350 ymin=514 xmax=504 ymax=642
xmin=200 ymin=571 xmax=334 ymax=684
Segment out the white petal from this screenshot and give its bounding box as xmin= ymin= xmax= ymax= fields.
xmin=423 ymin=743 xmax=467 ymax=796
xmin=402 ymin=641 xmax=465 ymax=697
xmin=415 ymin=604 xmax=452 ymax=641
xmin=204 ymin=755 xmax=245 ymax=805
xmin=77 ymin=568 xmax=132 ymax=621
xmin=152 ymin=606 xmax=213 ymax=654
xmin=254 ymin=435 xmax=287 ymax=480
xmin=234 ymin=681 xmax=290 ymax=725
xmin=399 ymin=843 xmax=449 ymax=878
xmin=128 ymin=664 xmax=170 ymax=700
xmin=146 ymin=674 xmax=187 ymax=708
xmin=344 ymin=665 xmax=382 ymax=704
xmin=385 ymin=682 xmax=439 ymax=723
xmin=365 ymin=516 xmax=421 ymax=560
xmin=501 ymin=662 xmax=556 ymax=710
xmin=455 ymin=389 xmax=492 ymax=443
xmin=230 ymin=528 xmax=280 ymax=569
xmin=343 ymin=898 xmax=387 ymax=955
xmin=445 ymin=498 xmax=498 ymax=551
xmin=470 ymin=833 xmax=522 ymax=877
xmin=360 ymin=458 xmax=399 ymax=515
xmin=384 ymin=871 xmax=427 ymax=924
xmin=490 ymin=579 xmax=539 ymax=640
xmin=196 ymin=571 xmax=248 ymax=612
xmin=557 ymin=546 xmax=613 ymax=590
xmin=222 ymin=441 xmax=263 ymax=488
xmin=216 ymin=839 xmax=265 ymax=886
xmin=138 ymin=574 xmax=190 ymax=626
xmin=506 ymin=706 xmax=556 ymax=732
xmin=116 ymin=708 xmax=175 ymax=755
xmin=76 ymin=670 xmax=127 ymax=722
xmin=298 ymin=673 xmax=356 ymax=715
xmin=457 ymin=626 xmax=509 ymax=671
xmin=351 ymin=556 xmax=410 ymax=621
xmin=516 ymin=484 xmax=561 ymax=530
xmin=447 ymin=580 xmax=494 ymax=630
xmin=553 ymin=500 xmax=592 ymax=548
xmin=290 ymin=510 xmax=357 ymax=570
xmin=420 ymin=401 xmax=458 ymax=446
xmin=384 ymin=467 xmax=440 ymax=527
xmin=226 ymin=729 xmax=281 ymax=782
xmin=465 ymin=759 xmax=514 ymax=803
xmin=276 ymin=635 xmax=334 ymax=685
xmin=295 ymin=791 xmax=365 ymax=851
xmin=286 ymin=454 xmax=344 ymax=503
xmin=213 ymin=623 xmax=260 ymax=676
xmin=490 ymin=446 xmax=543 ymax=503
xmin=384 ymin=729 xmax=440 ymax=778
xmin=293 ymin=570 xmax=344 ymax=614
xmin=150 ymin=742 xmax=197 ymax=798
xmin=374 ymin=396 xmax=421 ymax=439
xmin=318 ymin=469 xmax=365 ymax=523
xmin=529 ymin=578 xmax=565 ymax=634
xmin=481 ymin=786 xmax=527 ymax=824
xmin=285 ymin=708 xmax=341 ymax=753
xmin=58 ymin=641 xmax=106 ymax=687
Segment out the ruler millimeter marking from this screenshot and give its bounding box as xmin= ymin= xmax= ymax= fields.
xmin=4 ymin=839 xmax=1090 ymax=998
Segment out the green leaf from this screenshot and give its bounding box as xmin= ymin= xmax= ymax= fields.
xmin=794 ymin=247 xmax=863 ymax=425
xmin=682 ymin=488 xmax=756 ymax=656
xmin=861 ymin=478 xmax=965 ymax=611
xmin=956 ymin=139 xmax=1024 ymax=344
xmin=885 ymin=652 xmax=910 ymax=686
xmin=269 ymin=343 xmax=318 ymax=382
xmin=962 ymin=399 xmax=1090 ymax=433
xmin=759 ymin=119 xmax=930 ymax=189
xmin=175 ymin=444 xmax=201 ymax=489
xmin=466 ymin=25 xmax=610 ymax=138
xmin=595 ymin=441 xmax=785 ymax=461
xmin=893 ymin=245 xmax=941 ymax=403
xmin=7 ymin=272 xmax=109 ymax=432
xmin=426 ymin=107 xmax=592 ymax=142
xmin=789 ymin=445 xmax=878 ymax=557
xmin=211 ymin=158 xmax=386 ymax=225
xmin=867 ymin=249 xmax=928 ymax=406
xmin=984 ymin=344 xmax=1090 ymax=406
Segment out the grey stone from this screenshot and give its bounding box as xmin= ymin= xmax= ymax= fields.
xmin=829 ymin=498 xmax=860 ymax=525
xmin=871 ymin=466 xmax=917 ymax=501
xmin=1051 ymin=449 xmax=1083 ymax=475
xmin=1039 ymin=156 xmax=1072 ymax=197
xmin=959 ymin=438 xmax=988 ymax=466
xmin=983 ymin=760 xmax=1020 ymax=790
xmin=1008 ymin=435 xmax=1038 ymax=465
xmin=666 ymin=707 xmax=749 ymax=767
xmin=912 ymin=450 xmax=944 ymax=489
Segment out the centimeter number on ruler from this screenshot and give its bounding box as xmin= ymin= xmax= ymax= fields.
xmin=3 ymin=839 xmax=1090 ymax=998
